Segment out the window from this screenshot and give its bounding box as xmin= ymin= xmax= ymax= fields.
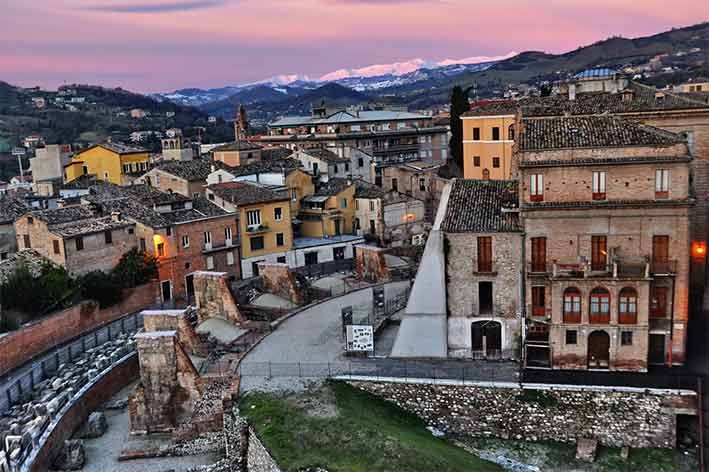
xmin=592 ymin=171 xmax=606 ymax=200
xmin=482 ymin=169 xmax=490 ymax=180
xmin=532 ymin=286 xmax=545 ymax=316
xmin=358 ymin=158 xmax=364 ymax=168
xmin=590 ymin=287 xmax=611 ymax=324
xmin=477 ymin=237 xmax=492 ymax=272
xmin=193 ymin=193 xmax=200 ymax=199
xmin=345 ymin=163 xmax=350 ymax=172
xmin=391 ymin=178 xmax=398 ymax=192
xmin=23 ymin=234 xmax=30 ymax=249
xmin=166 ymin=227 xmax=172 ymax=236
xmin=563 ymin=287 xmax=581 ymax=323
xmin=247 ymin=210 xmax=261 ymax=226
xmin=333 ymin=246 xmax=345 ymax=260
xmin=123 ymin=164 xmax=130 ymax=173
xmin=621 ymin=331 xmax=633 ymax=346
xmin=531 ymin=237 xmax=546 ymax=272
xmin=369 ymin=219 xmax=376 ymax=234
xmin=508 ymin=124 xmax=515 ymax=141
xmin=157 ymin=242 xmax=165 ymax=257
xmin=473 ymin=127 xmax=481 ymax=141
xmin=53 ymin=240 xmax=60 ymax=254
xmin=277 ymin=256 xmax=286 ymax=264
xmin=276 ymin=232 xmax=284 ymax=247
xmin=226 ymin=251 xmax=235 ymax=266
xmin=250 ymin=236 xmax=264 ymax=251
xmin=75 ymin=237 xmax=84 ymax=251
xmin=419 ymin=178 xmax=426 ymax=191
xmin=204 ymin=231 xmax=212 ymax=246
xmin=492 ymin=127 xmax=500 ymax=141
xmin=82 ymin=166 xmax=89 ymax=175
xmin=104 ymin=230 xmax=112 ymax=244
xmin=652 ymin=235 xmax=670 ymax=273
xmin=206 ymin=256 xmax=214 ymax=270
xmin=655 ymin=169 xmax=669 ymax=199
xmin=140 ymin=238 xmax=146 ymax=251
xmin=530 ymin=174 xmax=543 ymax=201
xmin=291 ymin=188 xmax=298 ymax=201
xmin=591 ymin=236 xmax=607 ymax=271
xmin=27 ymin=216 xmax=33 ymax=224
xmin=103 ymin=172 xmax=109 ymax=180
xmin=128 ymin=228 xmax=134 ymax=234
xmin=225 ymin=226 xmax=232 ymax=242
xmin=182 ymin=235 xmax=190 ymax=248
xmin=341 ymin=198 xmax=347 ymax=209
xmin=369 ymin=201 xmax=375 ymax=211
xmin=473 ymin=156 xmax=480 ymax=167
xmin=491 ymin=157 xmax=500 ymax=169
xmin=651 ymin=286 xmax=668 ymax=318
xmin=334 ymin=165 xmax=338 ymax=173
xmin=565 ymin=330 xmax=578 ymax=345
xmin=619 ymin=287 xmax=638 ymax=324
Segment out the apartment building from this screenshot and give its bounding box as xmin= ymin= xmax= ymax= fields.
xmin=299 ymin=178 xmax=356 ymax=239
xmin=293 ymin=147 xmax=374 ymax=183
xmin=64 ymin=143 xmax=150 ymax=186
xmin=380 ymin=161 xmax=449 ymax=222
xmin=460 ymin=101 xmax=518 ymax=180
xmin=519 ymin=115 xmax=692 ymax=371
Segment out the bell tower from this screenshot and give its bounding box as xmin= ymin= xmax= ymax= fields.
xmin=234 ymin=104 xmax=249 ymax=141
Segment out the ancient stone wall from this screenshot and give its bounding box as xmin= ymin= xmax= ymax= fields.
xmin=192 ymin=271 xmax=243 ymax=325
xmin=258 ymin=263 xmax=303 ymax=305
xmin=355 ymin=245 xmax=391 ymax=283
xmin=0 ymin=282 xmax=157 ymax=376
xmin=350 ymin=380 xmax=698 ymax=449
xmin=142 ymin=309 xmax=206 ymax=356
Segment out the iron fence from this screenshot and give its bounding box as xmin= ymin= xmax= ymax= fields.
xmin=0 ymin=311 xmax=143 ymax=414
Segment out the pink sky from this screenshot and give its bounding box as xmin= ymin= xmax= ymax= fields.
xmin=2 ymin=0 xmax=707 ymax=92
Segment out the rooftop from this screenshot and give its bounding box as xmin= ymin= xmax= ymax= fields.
xmin=0 ymin=250 xmax=49 ymax=285
xmin=48 ymin=215 xmax=133 ymax=238
xmin=226 ymin=158 xmax=302 ymax=178
xmin=208 ymin=181 xmax=289 ymax=206
xmin=292 ymin=234 xmax=364 ymax=249
xmin=83 ymin=142 xmax=147 ymax=155
xmin=573 ymin=68 xmax=619 ymax=79
xmin=462 ymin=100 xmax=519 ymax=117
xmin=298 ymin=148 xmax=348 ymax=163
xmin=0 ymin=197 xmax=30 ymax=224
xmin=314 ymin=177 xmax=353 ymax=197
xmin=270 ymin=110 xmax=429 ymax=128
xmin=153 ymin=158 xmax=231 ymax=181
xmin=354 ymin=179 xmax=387 ymax=199
xmin=441 ymin=179 xmax=521 ymax=233
xmin=29 ymin=204 xmax=98 ymax=225
xmin=211 ymin=140 xmax=263 ymax=152
xmin=519 ymin=115 xmax=684 ymax=151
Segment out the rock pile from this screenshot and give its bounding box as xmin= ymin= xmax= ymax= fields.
xmin=0 ymin=333 xmax=135 ymax=471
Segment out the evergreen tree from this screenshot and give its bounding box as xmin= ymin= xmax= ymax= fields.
xmin=449 ymin=86 xmax=470 ymax=170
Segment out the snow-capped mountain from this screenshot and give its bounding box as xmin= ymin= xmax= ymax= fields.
xmin=154 ymin=53 xmax=515 ymax=107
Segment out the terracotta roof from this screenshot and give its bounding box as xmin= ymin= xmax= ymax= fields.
xmin=261 ymin=147 xmax=294 ymax=161
xmin=154 ymin=159 xmax=230 ymax=181
xmin=441 ymin=179 xmax=520 ymax=233
xmin=462 ymin=100 xmax=519 ymax=117
xmin=30 ymin=205 xmax=97 ymax=225
xmin=519 ymin=116 xmax=684 ymax=151
xmin=208 ymin=181 xmax=289 ymax=206
xmin=48 ymin=215 xmax=133 ymax=238
xmin=354 ymin=179 xmax=387 ymax=199
xmin=227 ymin=158 xmax=302 ymax=178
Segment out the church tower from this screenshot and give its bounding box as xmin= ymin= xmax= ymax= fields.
xmin=234 ymin=104 xmax=249 ymax=141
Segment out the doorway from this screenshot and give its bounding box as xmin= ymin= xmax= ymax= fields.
xmin=161 ymin=280 xmax=172 ymax=303
xmin=334 ymin=219 xmax=342 ymax=236
xmin=471 ymin=320 xmax=502 ymax=359
xmin=649 ymin=333 xmax=666 ymax=365
xmin=185 ymin=274 xmax=195 ymax=300
xmin=587 ymin=330 xmax=610 ymax=369
xmin=478 ymin=281 xmax=493 ymax=315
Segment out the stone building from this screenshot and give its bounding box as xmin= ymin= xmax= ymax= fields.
xmin=14 ymin=204 xmax=137 ymax=275
xmin=441 ymin=179 xmax=523 ymax=359
xmin=380 ymin=161 xmax=450 ymax=222
xmin=0 ymin=197 xmax=29 ymax=261
xmin=518 ymin=115 xmax=692 ymax=371
xmin=138 ymin=159 xmax=230 ymax=198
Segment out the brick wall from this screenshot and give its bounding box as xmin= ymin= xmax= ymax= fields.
xmin=355 ymin=245 xmax=391 ymax=283
xmin=193 ymin=271 xmax=243 ymax=324
xmin=259 ymin=263 xmax=303 ymax=304
xmin=0 ymin=282 xmax=157 ymax=376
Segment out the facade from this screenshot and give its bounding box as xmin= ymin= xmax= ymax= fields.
xmin=293 ymin=147 xmax=373 ymax=183
xmin=262 ymin=108 xmax=449 ymax=165
xmin=460 ymin=102 xmax=518 ymax=180
xmin=14 ymin=205 xmax=137 ymax=276
xmin=64 ymin=143 xmax=150 ymax=185
xmin=380 ymin=161 xmax=448 ymax=222
xmin=161 ymin=134 xmax=194 ymax=162
xmin=138 ymin=159 xmax=226 ymax=198
xmin=30 ymin=145 xmax=73 ymax=192
xmin=299 ymin=178 xmax=356 ymax=239
xmin=212 ymin=141 xmax=263 ymax=167
xmin=441 ymin=179 xmax=523 ymax=359
xmin=518 ymin=115 xmax=692 ymax=371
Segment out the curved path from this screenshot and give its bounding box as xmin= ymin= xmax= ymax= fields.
xmin=239 ymin=281 xmax=410 ymax=393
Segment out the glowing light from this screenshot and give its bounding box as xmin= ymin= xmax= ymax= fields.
xmin=692 ymin=241 xmax=706 ymax=258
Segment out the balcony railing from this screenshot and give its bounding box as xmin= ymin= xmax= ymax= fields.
xmin=548 ymin=258 xmax=651 ymax=279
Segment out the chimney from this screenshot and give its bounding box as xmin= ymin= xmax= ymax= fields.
xmin=111 ymin=211 xmax=121 ymax=222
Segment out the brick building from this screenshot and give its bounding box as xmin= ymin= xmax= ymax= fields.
xmin=518 ymin=115 xmax=692 ymax=371
xmin=440 ymin=179 xmax=523 ymax=359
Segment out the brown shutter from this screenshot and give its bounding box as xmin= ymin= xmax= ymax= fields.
xmin=477 ymin=237 xmax=492 ymax=272
xmin=652 ymin=236 xmax=670 ymax=273
xmin=591 ymin=236 xmax=607 ymax=271
xmin=531 ymin=237 xmax=546 ymax=272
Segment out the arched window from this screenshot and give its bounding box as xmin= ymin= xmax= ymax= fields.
xmin=563 ymin=287 xmax=581 ymax=323
xmin=482 ymin=168 xmax=490 ymax=180
xmin=619 ymin=287 xmax=638 ymax=324
xmin=590 ymin=287 xmax=611 ymax=324
xmin=508 ymin=124 xmax=515 ymax=141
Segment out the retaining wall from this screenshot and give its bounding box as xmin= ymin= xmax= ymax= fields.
xmin=0 ymin=282 xmax=156 ymax=376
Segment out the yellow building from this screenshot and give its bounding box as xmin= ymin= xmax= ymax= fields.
xmin=677 ymin=81 xmax=709 ymax=93
xmin=286 ymin=168 xmax=315 ymax=215
xmin=205 ymin=181 xmax=293 ymax=277
xmin=64 ymin=143 xmax=150 ymax=185
xmin=299 ymin=178 xmax=356 ymax=238
xmin=461 ymin=102 xmax=519 ymax=180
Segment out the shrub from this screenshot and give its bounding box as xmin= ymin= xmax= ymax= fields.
xmin=112 ymin=248 xmax=158 ymax=289
xmin=0 ymin=262 xmax=78 ymax=314
xmin=80 ymin=271 xmax=123 ymax=308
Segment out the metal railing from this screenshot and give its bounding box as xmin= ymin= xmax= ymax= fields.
xmin=0 ymin=312 xmax=143 ymax=414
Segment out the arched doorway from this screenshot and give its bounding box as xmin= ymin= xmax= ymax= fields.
xmin=588 ymin=330 xmax=610 ymax=369
xmin=471 ymin=320 xmax=502 ymax=359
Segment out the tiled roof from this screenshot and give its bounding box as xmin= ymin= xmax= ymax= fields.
xmin=153 ymin=159 xmax=229 ymax=181
xmin=573 ymin=68 xmax=619 ymax=79
xmin=89 ymin=181 xmax=190 ymax=206
xmin=164 ymin=196 xmax=230 ymax=224
xmin=0 ymin=250 xmax=49 ymax=284
xmin=261 ymin=147 xmax=293 ymax=161
xmin=519 ymin=116 xmax=684 ymax=151
xmin=519 ymin=155 xmax=692 ymax=168
xmin=30 ymin=205 xmax=98 ymax=225
xmin=208 ymin=181 xmax=289 ymax=206
xmin=84 ymin=142 xmax=146 ymax=155
xmin=0 ymin=197 xmax=30 ymax=224
xmin=354 ymin=179 xmax=387 ymax=199
xmin=314 ymin=178 xmax=353 ymax=197
xmin=462 ymin=100 xmax=519 ymax=117
xmin=48 ymin=215 xmax=133 ymax=238
xmin=211 ymin=140 xmax=263 ymax=152
xmin=270 ymin=110 xmax=428 ymax=128
xmin=441 ymin=179 xmax=520 ymax=233
xmin=299 ymin=148 xmax=347 ymax=163
xmin=227 ymin=158 xmax=302 ymax=178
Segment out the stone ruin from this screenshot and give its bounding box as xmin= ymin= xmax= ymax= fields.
xmin=258 ymin=262 xmax=304 ymax=305
xmin=142 ymin=308 xmax=208 ymax=357
xmin=355 ymin=245 xmax=391 ymax=283
xmin=192 ymin=271 xmax=244 ymax=325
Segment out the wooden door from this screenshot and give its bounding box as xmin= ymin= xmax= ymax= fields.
xmin=653 ymin=236 xmax=670 ymax=273
xmin=532 ymin=286 xmax=546 ymax=316
xmin=651 ymin=286 xmax=669 ymax=318
xmin=588 ymin=331 xmax=610 ymax=369
xmin=649 ymin=334 xmax=666 ymax=365
xmin=591 ymin=236 xmax=607 ymax=271
xmin=531 ymin=237 xmax=546 ymax=272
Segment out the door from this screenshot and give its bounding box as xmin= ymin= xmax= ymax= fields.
xmin=587 ymin=330 xmax=610 ymax=369
xmin=333 ymin=246 xmax=345 ymax=260
xmin=651 ymin=286 xmax=668 ymax=318
xmin=185 ymin=274 xmax=195 ymax=299
xmin=653 ymin=236 xmax=670 ymax=273
xmin=334 ymin=219 xmax=342 ymax=236
xmin=532 ymin=286 xmax=545 ymax=317
xmin=484 ymin=322 xmax=502 ymax=358
xmin=161 ymin=280 xmax=172 ymax=303
xmin=305 ymin=252 xmax=318 ymax=266
xmin=649 ymin=334 xmax=666 ymax=365
xmin=478 ymin=282 xmax=493 ymax=315
xmin=591 ymin=236 xmax=607 ymax=271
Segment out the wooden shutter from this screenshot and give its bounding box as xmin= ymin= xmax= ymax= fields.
xmin=652 ymin=236 xmax=670 ymax=273
xmin=531 ymin=237 xmax=546 ymax=272
xmin=591 ymin=236 xmax=607 ymax=271
xmin=532 ymin=286 xmax=545 ymax=316
xmin=477 ymin=237 xmax=492 ymax=272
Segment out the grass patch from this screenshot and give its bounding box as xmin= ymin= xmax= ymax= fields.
xmin=240 ymin=381 xmax=502 ymax=472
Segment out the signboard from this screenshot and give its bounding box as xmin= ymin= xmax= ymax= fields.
xmin=346 ymin=325 xmax=374 ymax=352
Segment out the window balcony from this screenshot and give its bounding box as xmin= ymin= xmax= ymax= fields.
xmin=549 ymin=258 xmax=652 ymax=280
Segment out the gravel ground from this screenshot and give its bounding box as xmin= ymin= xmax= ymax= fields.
xmin=82 ymin=383 xmax=221 ymax=472
xmin=239 ymin=281 xmax=411 ymax=393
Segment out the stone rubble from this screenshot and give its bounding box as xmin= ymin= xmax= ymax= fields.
xmin=0 ymin=333 xmax=135 ymax=471
xmin=77 ymin=412 xmax=108 ymax=439
xmin=51 ymin=439 xmax=85 ymax=471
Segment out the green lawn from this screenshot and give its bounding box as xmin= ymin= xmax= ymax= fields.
xmin=240 ymin=381 xmax=502 ymax=472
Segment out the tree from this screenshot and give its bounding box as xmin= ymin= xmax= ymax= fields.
xmin=80 ymin=271 xmax=123 ymax=308
xmin=112 ymin=248 xmax=158 ymax=289
xmin=449 ymin=86 xmax=470 ymax=170
xmin=540 ymin=83 xmax=553 ymax=97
